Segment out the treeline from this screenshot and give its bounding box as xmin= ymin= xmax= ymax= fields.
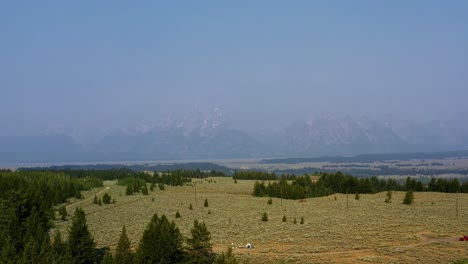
xmin=117 ymin=169 xmax=227 ymax=195
xmin=274 ymin=166 xmax=468 ymax=177
xmin=0 ymin=170 xmax=103 ymax=263
xmin=233 ymin=171 xmax=277 ymax=180
xmin=253 ymin=171 xmax=468 ymax=200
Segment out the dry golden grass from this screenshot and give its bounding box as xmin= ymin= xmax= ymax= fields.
xmin=56 ymin=177 xmax=468 ymax=264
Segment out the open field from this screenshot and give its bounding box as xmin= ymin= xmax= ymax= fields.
xmin=57 ymin=177 xmax=468 ymax=263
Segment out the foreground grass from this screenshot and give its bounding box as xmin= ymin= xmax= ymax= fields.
xmin=57 ymin=177 xmax=468 ymax=263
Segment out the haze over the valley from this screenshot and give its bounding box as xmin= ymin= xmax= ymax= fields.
xmin=1 ymin=1 xmax=467 ymax=163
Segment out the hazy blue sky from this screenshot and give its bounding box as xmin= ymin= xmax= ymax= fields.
xmin=1 ymin=1 xmax=467 ymax=137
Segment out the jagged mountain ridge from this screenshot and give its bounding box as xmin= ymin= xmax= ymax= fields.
xmin=1 ymin=110 xmax=468 ymax=163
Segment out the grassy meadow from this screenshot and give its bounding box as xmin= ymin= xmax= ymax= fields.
xmin=56 ymin=177 xmax=468 ymax=264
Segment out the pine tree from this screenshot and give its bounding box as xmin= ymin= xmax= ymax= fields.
xmin=102 ymin=193 xmax=111 ymax=204
xmin=175 ymin=211 xmax=181 ymax=218
xmin=204 ymin=198 xmax=209 ymax=207
xmin=189 ymin=203 xmax=193 ymax=210
xmin=0 ymin=235 xmax=18 ymax=264
xmin=261 ymin=212 xmax=268 ymax=222
xmin=115 ymin=225 xmax=132 ymax=264
xmin=214 ymin=247 xmax=239 ymax=264
xmin=300 ymin=217 xmax=304 ymax=224
xmin=267 ymin=198 xmax=272 ymax=205
xmin=403 ymin=190 xmax=414 ymax=205
xmin=136 ymin=214 xmax=184 ymax=264
xmin=142 ymin=185 xmax=149 ymax=195
xmin=282 ymin=215 xmax=287 ymax=222
xmin=67 ymin=207 xmax=97 ymax=264
xmin=59 ymin=206 xmax=68 ymax=220
xmin=186 ymin=220 xmax=213 ymax=264
xmin=101 ymin=252 xmax=114 ymax=264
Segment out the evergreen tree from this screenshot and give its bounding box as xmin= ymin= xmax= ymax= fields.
xmin=100 ymin=252 xmax=114 ymax=264
xmin=98 ymin=198 xmax=102 ymax=206
xmin=355 ymin=192 xmax=360 ymax=200
xmin=300 ymin=217 xmax=304 ymax=224
xmin=102 ymin=193 xmax=111 ymax=204
xmin=403 ymin=190 xmax=414 ymax=205
xmin=0 ymin=236 xmax=17 ymax=264
xmin=214 ymin=247 xmax=239 ymax=264
xmin=204 ymin=198 xmax=209 ymax=207
xmin=59 ymin=206 xmax=68 ymax=220
xmin=186 ymin=220 xmax=213 ymax=264
xmin=115 ymin=225 xmax=132 ymax=264
xmin=261 ymin=212 xmax=268 ymax=222
xmin=136 ymin=214 xmax=184 ymax=264
xmin=282 ymin=215 xmax=287 ymax=222
xmin=67 ymin=208 xmax=97 ymax=264
xmin=93 ymin=195 xmax=98 ymax=204
xmin=267 ymin=198 xmax=272 ymax=205
xmin=175 ymin=211 xmax=181 ymax=218
xmin=189 ymin=203 xmax=193 ymax=210
xmin=141 ymin=185 xmax=149 ymax=195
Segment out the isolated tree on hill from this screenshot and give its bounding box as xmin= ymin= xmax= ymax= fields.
xmin=403 ymin=190 xmax=414 ymax=205
xmin=115 ymin=225 xmax=132 ymax=264
xmin=136 ymin=214 xmax=184 ymax=264
xmin=67 ymin=207 xmax=97 ymax=264
xmin=186 ymin=220 xmax=214 ymax=264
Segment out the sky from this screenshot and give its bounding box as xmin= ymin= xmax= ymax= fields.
xmin=1 ymin=1 xmax=467 ymax=138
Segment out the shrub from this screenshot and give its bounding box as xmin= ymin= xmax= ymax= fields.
xmin=282 ymin=215 xmax=287 ymax=222
xmin=189 ymin=204 xmax=193 ymax=210
xmin=267 ymin=198 xmax=272 ymax=205
xmin=385 ymin=190 xmax=392 ymax=203
xmin=175 ymin=211 xmax=181 ymax=218
xmin=403 ymin=190 xmax=414 ymax=205
xmin=293 ymin=218 xmax=297 ymax=224
xmin=355 ymin=192 xmax=360 ymax=200
xmin=261 ymin=212 xmax=268 ymax=222
xmin=204 ymin=198 xmax=209 ymax=207
xmin=300 ymin=217 xmax=304 ymax=224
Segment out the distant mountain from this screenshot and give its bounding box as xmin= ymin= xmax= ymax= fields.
xmin=2 ymin=110 xmax=468 ymax=163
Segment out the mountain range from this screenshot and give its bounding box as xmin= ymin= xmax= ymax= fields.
xmin=1 ymin=109 xmax=468 ymax=163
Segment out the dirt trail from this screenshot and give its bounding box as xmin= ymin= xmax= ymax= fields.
xmin=66 ymin=186 xmax=110 ymax=208
xmin=214 ymin=232 xmax=459 ymax=259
